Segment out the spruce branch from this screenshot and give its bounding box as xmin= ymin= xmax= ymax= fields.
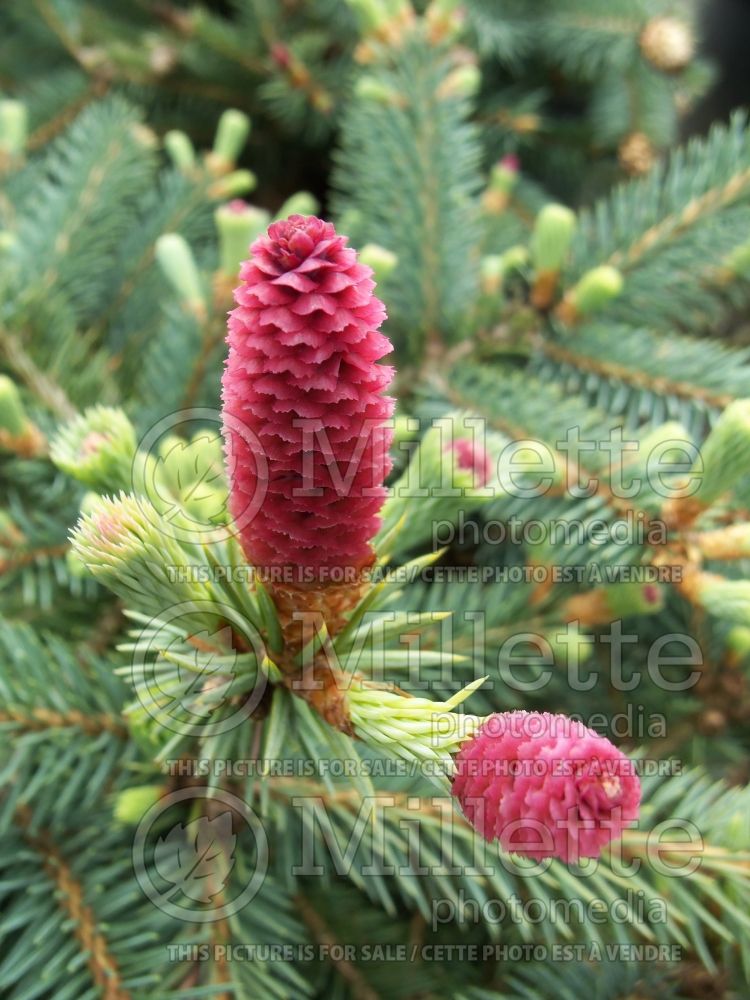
xmin=332 ymin=33 xmax=482 ymax=359
xmin=0 ymin=326 xmax=75 ymax=420
xmin=26 ymin=78 xmax=102 ymax=151
xmin=566 ymin=113 xmax=750 ymax=334
xmin=605 ymin=163 xmax=750 ymax=275
xmin=16 ymin=96 xmax=157 ymax=324
xmin=535 ymin=331 xmax=737 ymax=412
xmin=0 ymin=705 xmax=126 ymax=736
xmin=14 ymin=806 xmax=129 ymax=999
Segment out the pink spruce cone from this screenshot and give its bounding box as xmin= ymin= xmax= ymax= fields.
xmin=450 ymin=437 xmax=493 ymax=487
xmin=499 ymin=153 xmax=520 ymax=173
xmin=452 ymin=711 xmax=641 ymax=862
xmin=222 ymin=215 xmax=394 ymax=581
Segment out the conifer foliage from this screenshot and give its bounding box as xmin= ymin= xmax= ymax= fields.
xmin=1 ymin=1 xmax=750 ymax=998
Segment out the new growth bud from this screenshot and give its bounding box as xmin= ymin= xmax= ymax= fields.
xmin=150 ymin=429 xmax=228 ymax=526
xmin=637 ymin=421 xmax=692 ymax=458
xmin=438 ymin=63 xmax=481 ymax=101
xmin=359 ymin=243 xmax=398 ymax=284
xmin=662 ymin=401 xmax=750 ymax=528
xmin=559 ymin=265 xmax=624 ymax=323
xmin=155 ymin=233 xmax=206 ymax=316
xmin=114 ymin=785 xmax=165 ymax=825
xmin=0 ymin=374 xmax=29 ymax=437
xmin=692 ymin=400 xmax=750 ymax=506
xmin=425 ymin=0 xmax=465 ymax=42
xmin=479 ymin=255 xmax=505 ymax=296
xmin=379 ymin=415 xmax=494 ymax=549
xmin=722 ymin=242 xmax=750 ymax=281
xmin=50 ymin=406 xmax=136 ymax=491
xmin=0 ymin=375 xmax=43 ymax=457
xmin=726 ymin=626 xmax=750 ymax=659
xmin=345 ymin=0 xmax=389 ymax=31
xmin=619 ymin=132 xmax=655 ymax=176
xmin=66 ymin=491 xmax=102 ymax=577
xmin=354 ymin=75 xmax=401 ymax=106
xmin=345 ymin=0 xmax=408 ymax=33
xmin=215 ymin=201 xmax=271 ymax=277
xmin=211 ymin=109 xmax=251 ymax=170
xmin=605 ymin=581 xmax=664 ymax=618
xmin=394 ymin=419 xmax=492 ymax=495
xmin=450 ymin=436 xmax=493 ymax=489
xmin=70 ymin=493 xmax=218 ymax=630
xmin=208 ymin=169 xmax=258 ymax=199
xmin=0 ymin=231 xmax=16 ymax=254
xmin=164 ymin=130 xmax=196 ymax=172
xmin=482 ymin=155 xmax=519 ymax=214
xmin=530 ymin=204 xmax=576 ymax=274
xmin=276 ymin=191 xmax=321 ymax=220
xmin=562 ymin=582 xmax=663 ymax=625
xmin=530 ymin=204 xmax=576 ymax=309
xmin=348 ymin=676 xmax=483 ymax=772
xmin=640 ymin=16 xmax=694 ymax=73
xmin=501 ymin=245 xmax=529 ymax=273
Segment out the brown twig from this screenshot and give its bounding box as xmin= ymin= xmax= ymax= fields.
xmin=0 ymin=706 xmax=127 ymax=736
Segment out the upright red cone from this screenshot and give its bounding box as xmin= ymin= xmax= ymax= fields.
xmin=222 ymin=215 xmax=394 ymax=630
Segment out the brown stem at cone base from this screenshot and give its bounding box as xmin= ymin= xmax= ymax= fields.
xmin=268 ymin=551 xmax=376 ymax=654
xmin=263 ymin=552 xmax=376 ymax=733
xmin=530 ymin=269 xmax=559 ymax=310
xmin=284 ymin=655 xmax=356 ymax=737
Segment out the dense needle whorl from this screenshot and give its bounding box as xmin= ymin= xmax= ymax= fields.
xmin=222 ymin=215 xmax=394 ymax=583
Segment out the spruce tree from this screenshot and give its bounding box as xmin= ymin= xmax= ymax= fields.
xmin=1 ymin=2 xmax=749 ymax=998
